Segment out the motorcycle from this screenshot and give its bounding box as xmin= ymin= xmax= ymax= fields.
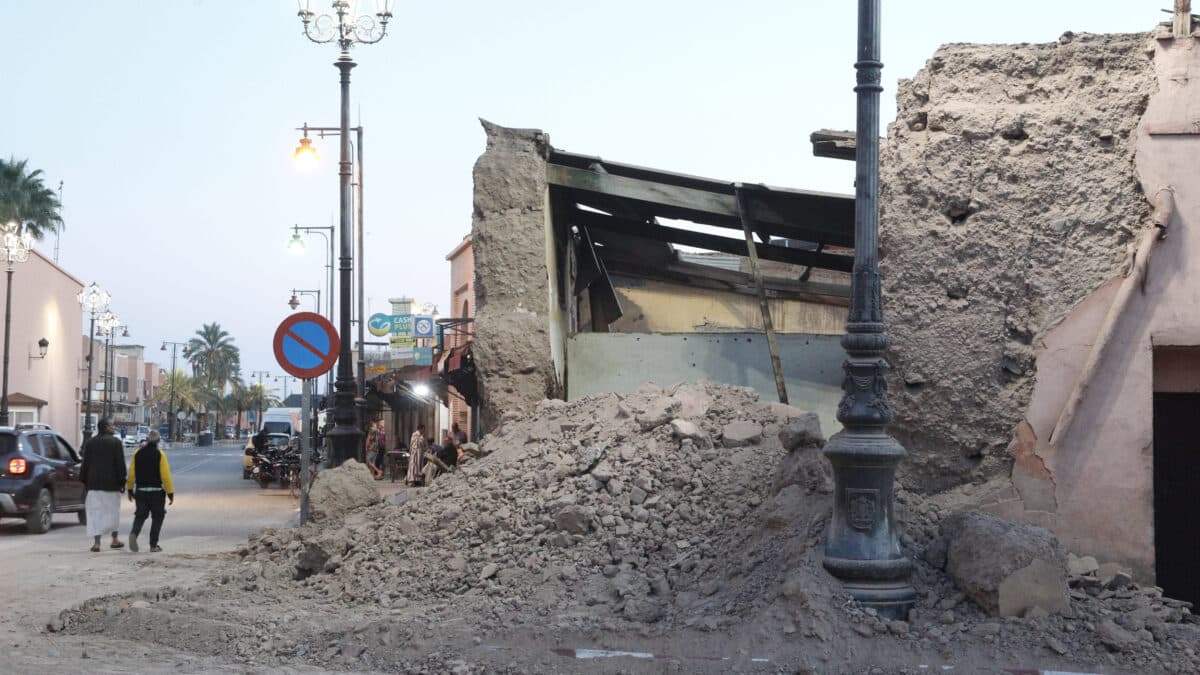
xmin=251 ymin=447 xmax=281 ymax=489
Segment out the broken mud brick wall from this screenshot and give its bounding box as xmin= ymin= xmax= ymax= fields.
xmin=879 ymin=33 xmax=1156 ymax=494
xmin=471 ymin=120 xmax=562 ymax=432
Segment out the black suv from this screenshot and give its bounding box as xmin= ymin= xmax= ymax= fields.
xmin=0 ymin=427 xmax=87 ymax=533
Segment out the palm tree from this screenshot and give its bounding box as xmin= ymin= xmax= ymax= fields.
xmin=151 ymin=370 xmax=201 ymax=421
xmin=245 ymin=383 xmax=281 ymax=430
xmin=0 ymin=158 xmax=63 ymax=240
xmin=184 ymin=323 xmax=241 ymax=438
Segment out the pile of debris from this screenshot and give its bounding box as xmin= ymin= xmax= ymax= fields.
xmin=58 ymin=382 xmax=1200 ymax=673
xmin=254 ymin=382 xmax=838 ymax=629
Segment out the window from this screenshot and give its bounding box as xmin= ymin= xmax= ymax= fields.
xmin=37 ymin=434 xmax=71 ymax=461
xmin=52 ymin=436 xmax=78 ymax=462
xmin=118 ymin=377 xmax=129 ymax=394
xmin=26 ymin=434 xmax=48 ymax=457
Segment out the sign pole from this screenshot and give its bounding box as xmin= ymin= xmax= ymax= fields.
xmin=300 ymin=377 xmax=312 ymax=525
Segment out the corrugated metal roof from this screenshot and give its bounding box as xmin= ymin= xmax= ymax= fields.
xmin=677 ymin=250 xmax=743 ymax=272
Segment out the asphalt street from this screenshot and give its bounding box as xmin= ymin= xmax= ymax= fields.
xmin=0 ymin=443 xmax=299 ymax=544
xmin=0 ymin=444 xmax=299 ymax=632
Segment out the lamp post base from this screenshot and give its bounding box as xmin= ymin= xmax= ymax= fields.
xmin=822 ymin=428 xmax=916 ymax=621
xmin=326 ymin=422 xmax=361 ymax=468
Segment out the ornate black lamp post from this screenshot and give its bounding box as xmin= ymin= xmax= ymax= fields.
xmin=296 ymin=0 xmax=392 ymax=467
xmin=821 ymin=0 xmax=916 ymax=620
xmin=78 ymin=283 xmax=110 ymax=441
xmin=0 ymin=221 xmax=33 ymax=427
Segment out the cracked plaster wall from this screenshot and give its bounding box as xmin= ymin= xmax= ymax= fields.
xmin=471 ymin=121 xmax=561 ymax=432
xmin=880 ymin=33 xmax=1157 ymax=495
xmin=885 ymin=30 xmax=1200 ymax=580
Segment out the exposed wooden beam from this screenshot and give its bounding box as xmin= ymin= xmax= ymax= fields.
xmin=547 ymin=163 xmax=854 ymax=248
xmin=571 ymin=209 xmax=854 ymax=273
xmin=810 ymin=129 xmax=857 ymax=161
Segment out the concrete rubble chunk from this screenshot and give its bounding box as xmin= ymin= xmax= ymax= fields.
xmin=721 ymin=420 xmax=763 ymax=448
xmin=939 ymin=511 xmax=1070 ymax=617
xmin=308 ymin=460 xmax=381 ymax=523
xmin=636 ymin=398 xmax=680 ymax=431
xmin=1096 ymin=619 xmax=1139 ymax=652
xmin=778 ymin=413 xmax=824 ymax=451
xmin=553 ymin=504 xmax=594 ymax=534
xmin=670 ymin=419 xmax=712 ymax=448
xmin=1067 ymin=552 xmax=1100 ymax=577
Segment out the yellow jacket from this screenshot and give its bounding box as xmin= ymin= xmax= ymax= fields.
xmin=125 ymin=446 xmax=175 ymax=495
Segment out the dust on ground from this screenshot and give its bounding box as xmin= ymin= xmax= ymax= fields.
xmin=42 ymin=382 xmax=1199 ymax=674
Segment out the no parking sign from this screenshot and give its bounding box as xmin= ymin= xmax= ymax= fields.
xmin=273 ymin=312 xmax=341 ymax=379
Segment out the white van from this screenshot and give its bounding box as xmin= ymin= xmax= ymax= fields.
xmin=261 ymin=408 xmax=302 ymax=438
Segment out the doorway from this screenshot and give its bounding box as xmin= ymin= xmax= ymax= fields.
xmin=1152 ymin=391 xmax=1200 ymax=607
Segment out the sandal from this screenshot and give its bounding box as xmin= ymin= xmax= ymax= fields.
xmin=110 ymin=541 xmax=124 ymax=549
xmin=150 ymin=546 xmax=162 ymax=553
xmin=90 ymin=544 xmax=101 ymax=553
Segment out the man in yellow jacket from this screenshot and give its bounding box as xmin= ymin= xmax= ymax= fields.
xmin=125 ymin=430 xmax=175 ymax=553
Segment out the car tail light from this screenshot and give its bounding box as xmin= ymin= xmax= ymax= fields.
xmin=7 ymin=458 xmax=27 ymax=475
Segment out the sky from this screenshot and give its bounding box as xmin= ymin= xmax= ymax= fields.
xmin=0 ymin=1 xmax=1159 ymax=395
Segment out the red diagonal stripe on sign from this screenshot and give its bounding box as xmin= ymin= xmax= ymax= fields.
xmin=285 ymin=327 xmax=328 ymax=361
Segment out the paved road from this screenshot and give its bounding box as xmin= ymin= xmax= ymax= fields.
xmin=0 ymin=444 xmax=311 ymax=673
xmin=0 ymin=443 xmax=299 ymax=544
xmin=0 ymin=445 xmax=298 ymax=629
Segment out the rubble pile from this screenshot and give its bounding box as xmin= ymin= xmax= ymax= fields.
xmin=246 ymin=382 xmax=838 ymax=630
xmin=58 ymin=381 xmax=1200 ymax=673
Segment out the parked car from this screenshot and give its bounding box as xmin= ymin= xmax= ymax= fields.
xmin=122 ymin=434 xmax=141 ymax=448
xmin=0 ymin=427 xmax=86 ymax=533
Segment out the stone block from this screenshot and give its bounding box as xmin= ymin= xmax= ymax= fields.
xmin=940 ymin=511 xmax=1070 ymax=617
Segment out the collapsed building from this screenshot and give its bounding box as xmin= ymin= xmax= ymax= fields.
xmin=468 ymin=27 xmax=1200 ymax=608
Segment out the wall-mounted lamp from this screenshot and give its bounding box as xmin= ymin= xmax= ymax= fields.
xmin=28 ymin=337 xmax=49 ymax=366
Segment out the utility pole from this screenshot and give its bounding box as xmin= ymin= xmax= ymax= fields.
xmin=250 ymin=370 xmax=271 ymax=432
xmin=161 ymin=341 xmax=186 ymax=442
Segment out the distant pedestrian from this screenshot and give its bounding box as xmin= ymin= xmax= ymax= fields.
xmin=406 ymin=424 xmax=428 ymax=487
xmin=125 ymin=430 xmax=175 ymax=553
xmin=364 ymin=420 xmax=384 ymax=480
xmin=80 ymin=419 xmax=126 ymax=552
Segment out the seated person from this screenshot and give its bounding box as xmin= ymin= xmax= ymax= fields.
xmin=437 ymin=431 xmax=459 ymax=468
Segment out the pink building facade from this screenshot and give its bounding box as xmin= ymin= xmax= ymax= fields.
xmin=0 ymin=249 xmax=83 ymax=441
xmin=445 ymin=235 xmax=474 ymax=434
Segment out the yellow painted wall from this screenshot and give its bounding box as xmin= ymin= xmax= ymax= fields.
xmin=605 ymin=277 xmax=847 ymax=335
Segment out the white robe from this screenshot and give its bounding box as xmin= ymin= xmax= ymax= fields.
xmin=84 ymin=490 xmax=122 ymax=537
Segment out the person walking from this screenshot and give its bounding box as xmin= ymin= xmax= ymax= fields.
xmin=125 ymin=430 xmax=174 ymax=553
xmin=80 ymin=419 xmax=126 ymax=552
xmin=405 ymin=424 xmax=428 ymax=487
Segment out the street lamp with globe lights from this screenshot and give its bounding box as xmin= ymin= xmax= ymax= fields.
xmin=0 ymin=221 xmax=34 ymax=427
xmin=96 ymin=312 xmax=123 ymax=421
xmin=296 ymin=0 xmax=394 ymax=467
xmin=77 ymin=282 xmax=111 ymax=441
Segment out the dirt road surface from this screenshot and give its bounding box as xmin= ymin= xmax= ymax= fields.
xmin=0 ymin=444 xmax=304 ymax=674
